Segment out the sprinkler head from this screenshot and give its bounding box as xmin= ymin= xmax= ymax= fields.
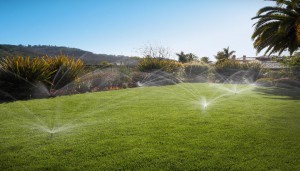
xmin=137 ymin=82 xmax=143 ymax=87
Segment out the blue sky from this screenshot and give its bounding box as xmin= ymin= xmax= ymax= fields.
xmin=0 ymin=0 xmax=274 ymax=60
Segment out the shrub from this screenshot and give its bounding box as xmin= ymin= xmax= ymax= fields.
xmin=125 ymin=70 xmax=179 ymax=87
xmin=215 ymin=60 xmax=262 ymax=81
xmin=262 ymin=69 xmax=292 ymax=79
xmin=183 ymin=62 xmax=210 ymax=82
xmin=274 ymin=78 xmax=300 ymax=88
xmin=215 ymin=60 xmax=261 ymax=71
xmin=99 ymin=61 xmax=113 ymax=69
xmin=255 ymin=78 xmax=274 ymax=87
xmin=277 ymin=56 xmax=300 ymax=80
xmin=0 ymin=56 xmax=52 ymax=100
xmin=130 ymin=72 xmax=149 ymax=87
xmin=46 ymin=55 xmax=84 ymax=90
xmin=137 ymin=58 xmax=183 ymax=73
xmin=0 ymin=55 xmax=84 ymax=100
xmin=288 ymin=57 xmax=300 ymax=80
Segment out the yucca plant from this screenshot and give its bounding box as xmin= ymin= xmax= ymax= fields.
xmin=46 ymin=55 xmax=84 ymax=90
xmin=0 ymin=56 xmax=52 ymax=100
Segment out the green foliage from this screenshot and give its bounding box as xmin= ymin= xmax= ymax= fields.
xmin=0 ymin=56 xmax=52 ymax=99
xmin=263 ymin=68 xmax=292 ymax=79
xmin=0 ymin=55 xmax=84 ymax=100
xmin=255 ymin=78 xmax=274 ymax=87
xmin=137 ymin=57 xmax=183 ymax=73
xmin=176 ymin=52 xmax=198 ymax=63
xmin=252 ymin=0 xmax=300 ymax=56
xmin=274 ymin=78 xmax=300 ymax=88
xmin=99 ymin=61 xmax=113 ymax=68
xmin=0 ymin=44 xmax=133 ymax=65
xmin=184 ymin=62 xmax=210 ymax=79
xmin=46 ymin=55 xmax=84 ymax=89
xmin=215 ymin=60 xmax=262 ymax=80
xmin=200 ymin=56 xmax=209 ymax=63
xmin=177 ymin=51 xmax=188 ymax=63
xmin=215 ymin=60 xmax=261 ymax=71
xmin=277 ymin=56 xmax=300 ymax=80
xmin=215 ymin=47 xmax=235 ymax=63
xmin=281 ymin=56 xmax=300 ymax=68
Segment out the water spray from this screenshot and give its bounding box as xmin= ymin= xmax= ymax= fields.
xmin=201 ymin=97 xmax=209 ymax=110
xmin=137 ymin=81 xmax=143 ymax=87
xmin=203 ymin=102 xmax=208 ymax=109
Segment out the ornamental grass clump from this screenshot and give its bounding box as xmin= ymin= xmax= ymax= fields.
xmin=46 ymin=55 xmax=84 ymax=89
xmin=183 ymin=62 xmax=210 ymax=81
xmin=0 ymin=56 xmax=52 ymax=99
xmin=0 ymin=55 xmax=84 ymax=100
xmin=215 ymin=60 xmax=262 ymax=80
xmin=137 ymin=57 xmax=183 ymax=73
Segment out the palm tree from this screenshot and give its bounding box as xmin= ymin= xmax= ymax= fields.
xmin=223 ymin=47 xmax=236 ymax=59
xmin=252 ymin=0 xmax=300 ymax=56
xmin=176 ymin=52 xmax=197 ymax=63
xmin=176 ymin=51 xmax=188 ymax=63
xmin=200 ymin=56 xmax=210 ymax=63
xmin=215 ymin=47 xmax=236 ymax=63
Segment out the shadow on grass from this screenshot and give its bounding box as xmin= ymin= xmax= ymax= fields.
xmin=254 ymin=86 xmax=300 ymax=100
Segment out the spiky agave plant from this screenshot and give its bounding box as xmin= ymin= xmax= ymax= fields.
xmin=252 ymin=0 xmax=300 ymax=56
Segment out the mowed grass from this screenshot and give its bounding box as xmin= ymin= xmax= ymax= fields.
xmin=0 ymin=83 xmax=300 ymax=170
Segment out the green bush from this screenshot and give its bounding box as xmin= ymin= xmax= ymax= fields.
xmin=263 ymin=69 xmax=292 ymax=79
xmin=274 ymin=78 xmax=300 ymax=88
xmin=137 ymin=58 xmax=183 ymax=73
xmin=0 ymin=56 xmax=52 ymax=100
xmin=215 ymin=60 xmax=261 ymax=71
xmin=288 ymin=57 xmax=300 ymax=80
xmin=255 ymin=78 xmax=274 ymax=87
xmin=99 ymin=61 xmax=113 ymax=69
xmin=215 ymin=60 xmax=262 ymax=81
xmin=183 ymin=62 xmax=210 ymax=82
xmin=277 ymin=56 xmax=300 ymax=80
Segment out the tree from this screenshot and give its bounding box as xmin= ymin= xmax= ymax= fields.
xmin=187 ymin=53 xmax=198 ymax=62
xmin=140 ymin=44 xmax=171 ymax=59
xmin=200 ymin=56 xmax=209 ymax=63
xmin=215 ymin=47 xmax=236 ymax=63
xmin=176 ymin=51 xmax=198 ymax=63
xmin=177 ymin=51 xmax=188 ymax=63
xmin=252 ymin=0 xmax=300 ymax=56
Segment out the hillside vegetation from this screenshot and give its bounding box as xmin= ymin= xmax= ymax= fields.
xmin=0 ymin=44 xmax=137 ymax=65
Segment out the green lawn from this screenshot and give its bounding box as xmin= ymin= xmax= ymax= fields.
xmin=0 ymin=83 xmax=300 ymax=170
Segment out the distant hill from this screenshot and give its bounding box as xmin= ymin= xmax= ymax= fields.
xmin=0 ymin=44 xmax=139 ymax=65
